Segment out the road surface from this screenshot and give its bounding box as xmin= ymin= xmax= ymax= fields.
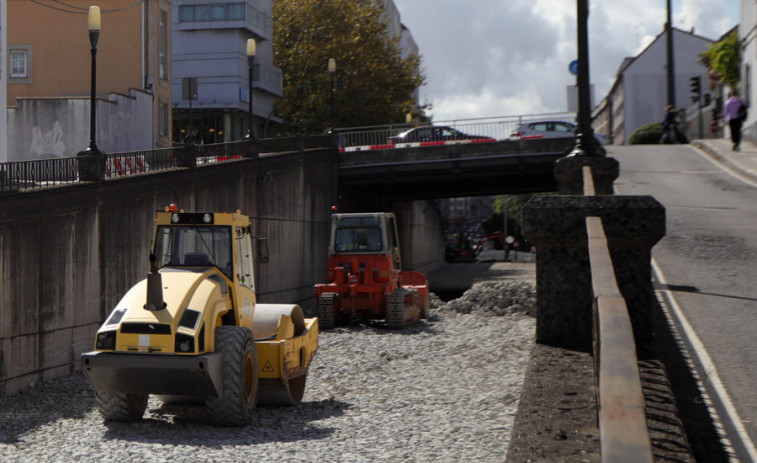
xmin=611 ymin=143 xmax=757 ymax=462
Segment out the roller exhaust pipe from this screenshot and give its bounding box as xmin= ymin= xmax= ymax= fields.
xmin=144 ymin=253 xmax=167 ymax=311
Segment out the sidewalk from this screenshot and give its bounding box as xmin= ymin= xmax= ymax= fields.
xmin=691 ymin=137 xmax=757 ymax=184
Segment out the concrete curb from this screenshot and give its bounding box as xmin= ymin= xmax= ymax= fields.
xmin=691 ymin=140 xmax=757 ymax=185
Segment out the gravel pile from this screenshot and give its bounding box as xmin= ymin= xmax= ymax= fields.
xmin=440 ymin=281 xmax=536 ymax=317
xmin=0 ymin=283 xmax=535 ymax=462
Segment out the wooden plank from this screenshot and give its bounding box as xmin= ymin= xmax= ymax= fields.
xmin=586 ymin=216 xmax=653 ymax=463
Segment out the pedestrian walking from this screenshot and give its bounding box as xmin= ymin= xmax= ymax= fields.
xmin=659 ymin=105 xmax=677 ymax=144
xmin=724 ymin=90 xmax=747 ymax=151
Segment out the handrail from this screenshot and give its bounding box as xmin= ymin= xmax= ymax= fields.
xmin=587 ymin=216 xmax=653 ymax=463
xmin=584 ymin=166 xmax=654 ymax=463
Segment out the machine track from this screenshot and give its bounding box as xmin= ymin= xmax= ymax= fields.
xmin=317 ymin=293 xmax=337 ymax=330
xmin=387 ymin=288 xmax=421 ymax=329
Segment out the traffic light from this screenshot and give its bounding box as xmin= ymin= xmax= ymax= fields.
xmin=690 ymin=76 xmax=701 ymax=103
xmin=704 ymin=93 xmax=711 ymax=106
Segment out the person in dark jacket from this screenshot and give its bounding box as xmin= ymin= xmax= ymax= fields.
xmin=660 ymin=105 xmax=677 ymax=144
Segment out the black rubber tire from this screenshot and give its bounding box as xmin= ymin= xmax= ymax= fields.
xmin=94 ymin=391 xmax=148 ymax=422
xmin=317 ymin=293 xmax=337 ymax=330
xmin=206 ymin=326 xmax=258 ymax=427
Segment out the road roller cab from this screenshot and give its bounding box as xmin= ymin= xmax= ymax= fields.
xmin=81 ymin=206 xmax=319 ymax=426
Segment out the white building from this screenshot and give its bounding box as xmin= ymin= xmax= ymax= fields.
xmin=1 ymin=0 xmax=7 ymax=162
xmin=595 ymin=28 xmax=714 ymax=145
xmin=740 ymin=0 xmax=757 ymax=141
xmin=380 ymin=0 xmax=420 ymax=109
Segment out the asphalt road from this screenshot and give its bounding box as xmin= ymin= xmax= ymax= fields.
xmin=610 ymin=144 xmax=757 ymax=461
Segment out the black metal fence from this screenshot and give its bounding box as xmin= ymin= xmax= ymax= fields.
xmin=105 ymin=147 xmax=178 ymax=178
xmin=0 ymin=156 xmax=79 ymax=192
xmin=0 ymin=140 xmax=263 ymax=194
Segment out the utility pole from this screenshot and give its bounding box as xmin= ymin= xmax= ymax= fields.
xmin=666 ymin=0 xmax=676 ymax=108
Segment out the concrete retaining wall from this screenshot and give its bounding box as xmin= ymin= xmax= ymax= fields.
xmin=0 ymin=150 xmax=445 ymax=395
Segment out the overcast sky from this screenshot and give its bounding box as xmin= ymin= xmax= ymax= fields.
xmin=393 ymin=0 xmax=739 ymax=121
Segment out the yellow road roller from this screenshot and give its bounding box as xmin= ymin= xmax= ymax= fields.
xmin=81 ymin=206 xmax=319 ymax=426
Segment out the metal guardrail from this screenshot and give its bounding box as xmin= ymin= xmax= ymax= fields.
xmin=0 ymin=141 xmax=261 ymax=193
xmin=0 ymin=136 xmax=345 ymax=194
xmin=583 ymin=166 xmax=654 ymax=463
xmin=105 ymin=147 xmax=178 ymax=178
xmin=0 ymin=156 xmax=79 ymax=192
xmin=334 ymin=112 xmax=577 ymax=147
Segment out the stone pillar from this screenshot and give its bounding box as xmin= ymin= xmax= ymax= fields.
xmin=554 ymin=155 xmax=619 ymax=195
xmin=522 ymin=195 xmax=665 ymax=351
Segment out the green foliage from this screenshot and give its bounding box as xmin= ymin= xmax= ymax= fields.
xmin=700 ymin=30 xmax=740 ymax=89
xmin=273 ymin=0 xmax=427 ymax=135
xmin=628 ymin=122 xmax=688 ymax=145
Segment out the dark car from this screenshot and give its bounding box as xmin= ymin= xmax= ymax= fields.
xmin=388 ymin=125 xmax=495 ymax=145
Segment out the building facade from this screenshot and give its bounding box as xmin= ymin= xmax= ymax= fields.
xmin=171 ymin=0 xmax=282 ymax=142
xmin=381 ymin=0 xmax=420 ymax=110
xmin=5 ymin=0 xmax=171 ymax=157
xmin=1 ymin=0 xmax=7 ymax=162
xmin=740 ymin=0 xmax=757 ymax=141
xmin=594 ymin=28 xmax=713 ymax=145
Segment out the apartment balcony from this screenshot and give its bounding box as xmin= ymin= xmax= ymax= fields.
xmin=176 ymin=2 xmax=273 ymax=40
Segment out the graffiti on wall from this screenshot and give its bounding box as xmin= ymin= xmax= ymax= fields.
xmin=29 ymin=121 xmax=66 ymax=158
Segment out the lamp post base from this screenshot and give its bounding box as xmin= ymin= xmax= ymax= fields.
xmin=77 ymin=147 xmax=106 ymax=181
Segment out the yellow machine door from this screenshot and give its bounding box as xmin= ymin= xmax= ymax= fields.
xmin=234 ymin=225 xmax=256 ymax=328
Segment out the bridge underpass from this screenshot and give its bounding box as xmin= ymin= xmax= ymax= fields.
xmin=337 ymin=138 xmax=575 ymax=199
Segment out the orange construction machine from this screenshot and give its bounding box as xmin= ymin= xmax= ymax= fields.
xmin=314 ymin=212 xmax=429 ymax=329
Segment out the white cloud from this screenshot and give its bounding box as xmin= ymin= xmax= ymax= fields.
xmin=394 ymin=0 xmax=737 ymax=121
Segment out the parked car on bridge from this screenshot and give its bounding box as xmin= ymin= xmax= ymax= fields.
xmin=388 ymin=126 xmax=496 ymax=146
xmin=510 ymin=120 xmax=610 ymax=145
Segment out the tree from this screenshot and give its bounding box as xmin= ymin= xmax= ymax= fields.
xmin=273 ymin=0 xmax=426 ymax=135
xmin=700 ymin=30 xmax=741 ymax=89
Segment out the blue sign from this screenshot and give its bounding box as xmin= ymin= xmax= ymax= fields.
xmin=569 ymin=60 xmax=579 ymax=76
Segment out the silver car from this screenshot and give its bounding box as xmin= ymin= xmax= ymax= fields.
xmin=510 ymin=120 xmax=610 ymax=145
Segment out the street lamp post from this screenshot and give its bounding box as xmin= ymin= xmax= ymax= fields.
xmin=247 ymin=38 xmax=256 ymax=139
xmin=78 ymin=5 xmax=104 ymax=180
xmin=569 ymin=0 xmax=602 ymax=157
xmin=328 ymin=58 xmax=336 ymax=133
xmin=88 ymin=6 xmax=100 ymax=152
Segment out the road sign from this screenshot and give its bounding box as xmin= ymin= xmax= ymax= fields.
xmin=569 ymin=60 xmax=579 ymax=76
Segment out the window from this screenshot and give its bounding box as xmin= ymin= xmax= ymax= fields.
xmin=211 ymin=5 xmax=225 ymax=20
xmin=154 ymin=225 xmax=233 ymax=279
xmin=228 ymin=3 xmax=245 ymax=19
xmin=159 ymin=102 xmax=169 ymax=137
xmin=10 ymin=49 xmax=29 ymax=78
xmin=176 ymin=3 xmax=272 ymax=34
xmin=159 ymin=10 xmax=168 ymax=80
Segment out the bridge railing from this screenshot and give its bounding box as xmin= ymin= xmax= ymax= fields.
xmin=334 ymin=112 xmax=577 ymax=147
xmin=105 ymin=147 xmax=178 ymax=177
xmin=0 ymin=156 xmax=79 ymax=192
xmin=0 ymin=140 xmax=265 ymax=192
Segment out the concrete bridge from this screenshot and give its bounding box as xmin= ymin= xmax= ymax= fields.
xmin=338 ymin=138 xmax=571 ymax=199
